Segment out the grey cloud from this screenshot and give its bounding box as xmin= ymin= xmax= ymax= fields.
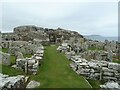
xmin=1 ymin=2 xmax=118 ymax=36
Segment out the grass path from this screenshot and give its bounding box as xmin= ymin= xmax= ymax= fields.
xmin=30 ymin=46 xmax=91 ymax=88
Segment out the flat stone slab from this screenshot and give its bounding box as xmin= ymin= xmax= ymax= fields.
xmin=26 ymin=80 xmax=40 ymax=88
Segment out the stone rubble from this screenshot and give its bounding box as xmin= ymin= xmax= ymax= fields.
xmin=0 ymin=73 xmax=27 ymax=89
xmin=100 ymin=81 xmax=120 ymax=90
xmin=0 ymin=73 xmax=40 ymax=89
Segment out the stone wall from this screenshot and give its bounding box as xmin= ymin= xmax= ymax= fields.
xmin=70 ymin=57 xmax=120 ymax=82
xmin=57 ymin=42 xmax=113 ymax=62
xmin=1 ymin=41 xmax=41 ymax=55
xmin=0 ymin=73 xmax=26 ymax=89
xmin=15 ymin=46 xmax=44 ymax=75
xmin=1 ymin=41 xmax=28 ymax=48
xmin=0 ymin=51 xmax=10 ymax=65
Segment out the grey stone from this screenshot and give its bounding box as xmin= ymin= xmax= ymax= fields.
xmin=0 ymin=51 xmax=10 ymax=65
xmin=26 ymin=80 xmax=40 ymax=88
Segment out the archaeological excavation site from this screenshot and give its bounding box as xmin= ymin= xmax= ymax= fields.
xmin=0 ymin=25 xmax=120 ymax=89
xmin=0 ymin=1 xmax=120 ymax=89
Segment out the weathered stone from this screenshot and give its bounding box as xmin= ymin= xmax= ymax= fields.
xmin=0 ymin=51 xmax=10 ymax=65
xmin=15 ymin=51 xmax=24 ymax=59
xmin=26 ymin=80 xmax=40 ymax=88
xmin=100 ymin=81 xmax=120 ymax=89
xmin=0 ymin=73 xmax=26 ymax=89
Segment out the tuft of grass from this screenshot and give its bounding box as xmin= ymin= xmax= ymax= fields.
xmin=88 ymin=47 xmax=103 ymax=51
xmin=23 ymin=54 xmax=33 ymax=58
xmin=2 ymin=48 xmax=8 ymax=53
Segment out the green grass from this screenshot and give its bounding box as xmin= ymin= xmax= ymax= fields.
xmin=30 ymin=46 xmax=91 ymax=88
xmin=10 ymin=55 xmax=16 ymax=65
xmin=112 ymin=55 xmax=120 ymax=64
xmin=1 ymin=46 xmax=93 ymax=88
xmin=87 ymin=79 xmax=100 ymax=89
xmin=23 ymin=54 xmax=33 ymax=58
xmin=88 ymin=47 xmax=103 ymax=51
xmin=1 ymin=64 xmax=25 ymax=76
xmin=2 ymin=48 xmax=8 ymax=53
xmin=113 ymin=60 xmax=120 ymax=64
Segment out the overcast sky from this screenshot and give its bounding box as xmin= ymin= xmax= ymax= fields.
xmin=1 ymin=0 xmax=118 ymax=37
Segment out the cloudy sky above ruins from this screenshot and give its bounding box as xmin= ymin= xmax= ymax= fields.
xmin=1 ymin=0 xmax=118 ymax=36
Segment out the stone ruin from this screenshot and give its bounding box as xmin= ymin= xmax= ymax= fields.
xmin=2 ymin=25 xmax=84 ymax=45
xmin=57 ymin=43 xmax=70 ymax=53
xmin=13 ymin=46 xmax=44 ymax=75
xmin=1 ymin=25 xmax=119 ymax=89
xmin=57 ymin=42 xmax=114 ymax=62
xmin=0 ymin=73 xmax=40 ymax=89
xmin=79 ymin=50 xmax=113 ymax=62
xmin=1 ymin=37 xmax=45 ymax=75
xmin=69 ymin=57 xmax=120 ymax=82
xmin=57 ymin=41 xmax=120 ymax=89
xmin=0 ymin=73 xmax=27 ymax=89
xmin=0 ymin=51 xmax=10 ymax=65
xmin=1 ymin=41 xmax=39 ymax=55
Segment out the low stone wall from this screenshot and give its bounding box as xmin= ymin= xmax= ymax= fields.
xmin=57 ymin=43 xmax=113 ymax=62
xmin=1 ymin=41 xmax=41 ymax=55
xmin=70 ymin=57 xmax=120 ymax=82
xmin=1 ymin=41 xmax=28 ymax=48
